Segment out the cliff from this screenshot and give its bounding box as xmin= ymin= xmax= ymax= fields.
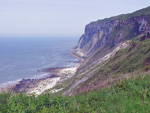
xmin=75 ymin=6 xmax=150 ymax=57
xmin=63 ymin=6 xmax=150 ymax=95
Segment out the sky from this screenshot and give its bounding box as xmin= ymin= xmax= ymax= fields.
xmin=0 ymin=0 xmax=150 ymax=38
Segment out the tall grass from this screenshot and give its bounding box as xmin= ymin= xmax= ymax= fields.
xmin=0 ymin=73 xmax=150 ymax=113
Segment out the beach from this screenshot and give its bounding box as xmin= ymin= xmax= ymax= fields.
xmin=0 ymin=66 xmax=79 ymax=96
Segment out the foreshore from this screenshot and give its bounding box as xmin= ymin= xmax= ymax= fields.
xmin=0 ymin=66 xmax=78 ymax=96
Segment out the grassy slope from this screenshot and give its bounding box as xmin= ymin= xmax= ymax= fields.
xmin=0 ymin=73 xmax=150 ymax=113
xmin=95 ymin=35 xmax=150 ymax=76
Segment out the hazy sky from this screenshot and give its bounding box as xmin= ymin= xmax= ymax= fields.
xmin=0 ymin=0 xmax=150 ymax=38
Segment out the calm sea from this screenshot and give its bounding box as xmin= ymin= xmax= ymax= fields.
xmin=0 ymin=37 xmax=78 ymax=88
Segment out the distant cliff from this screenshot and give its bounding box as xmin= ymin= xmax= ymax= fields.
xmin=75 ymin=6 xmax=150 ymax=57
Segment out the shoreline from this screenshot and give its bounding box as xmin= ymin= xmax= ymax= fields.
xmin=0 ymin=48 xmax=82 ymax=96
xmin=0 ymin=66 xmax=78 ymax=96
xmin=70 ymin=49 xmax=85 ymax=62
xmin=0 ymin=63 xmax=81 ymax=96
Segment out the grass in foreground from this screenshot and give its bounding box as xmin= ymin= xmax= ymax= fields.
xmin=0 ymin=73 xmax=150 ymax=113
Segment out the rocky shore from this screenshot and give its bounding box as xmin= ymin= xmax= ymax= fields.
xmin=0 ymin=66 xmax=78 ymax=96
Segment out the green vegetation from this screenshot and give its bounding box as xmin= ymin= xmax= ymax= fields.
xmin=97 ymin=38 xmax=150 ymax=75
xmin=78 ymin=37 xmax=150 ymax=87
xmin=0 ymin=73 xmax=150 ymax=113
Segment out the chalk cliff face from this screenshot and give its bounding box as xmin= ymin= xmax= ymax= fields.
xmin=76 ymin=6 xmax=150 ymax=57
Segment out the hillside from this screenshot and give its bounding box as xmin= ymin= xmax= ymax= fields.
xmin=61 ymin=6 xmax=150 ymax=95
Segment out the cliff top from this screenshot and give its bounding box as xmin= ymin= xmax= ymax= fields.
xmin=90 ymin=6 xmax=150 ymax=25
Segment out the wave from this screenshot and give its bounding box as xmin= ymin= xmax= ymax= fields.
xmin=32 ymin=73 xmax=51 ymax=79
xmin=0 ymin=79 xmax=22 ymax=89
xmin=0 ymin=72 xmax=51 ymax=89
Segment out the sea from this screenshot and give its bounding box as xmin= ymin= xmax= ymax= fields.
xmin=0 ymin=37 xmax=78 ymax=88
